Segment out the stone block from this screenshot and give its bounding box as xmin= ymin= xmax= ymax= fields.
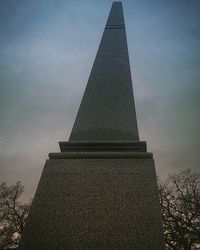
xmin=19 ymin=158 xmax=165 ymax=249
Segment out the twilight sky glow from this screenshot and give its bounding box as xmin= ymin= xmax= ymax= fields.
xmin=0 ymin=0 xmax=200 ymax=201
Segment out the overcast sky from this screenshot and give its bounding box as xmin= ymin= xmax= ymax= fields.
xmin=0 ymin=0 xmax=200 ymax=202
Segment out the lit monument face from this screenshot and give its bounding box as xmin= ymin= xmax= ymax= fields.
xmin=19 ymin=2 xmax=165 ymax=249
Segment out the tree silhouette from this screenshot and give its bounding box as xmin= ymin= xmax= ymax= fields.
xmin=159 ymin=169 xmax=200 ymax=250
xmin=0 ymin=182 xmax=31 ymax=249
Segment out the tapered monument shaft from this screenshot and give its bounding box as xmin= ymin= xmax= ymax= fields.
xmin=69 ymin=2 xmax=139 ymax=141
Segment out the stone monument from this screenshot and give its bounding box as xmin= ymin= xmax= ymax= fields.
xmin=19 ymin=2 xmax=165 ymax=249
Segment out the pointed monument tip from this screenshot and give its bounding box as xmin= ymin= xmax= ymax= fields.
xmin=106 ymin=0 xmax=124 ymax=26
xmin=112 ymin=1 xmax=122 ymax=6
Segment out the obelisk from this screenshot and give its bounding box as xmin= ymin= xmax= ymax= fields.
xmin=19 ymin=2 xmax=165 ymax=249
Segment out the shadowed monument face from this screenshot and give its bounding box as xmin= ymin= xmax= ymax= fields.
xmin=19 ymin=2 xmax=165 ymax=250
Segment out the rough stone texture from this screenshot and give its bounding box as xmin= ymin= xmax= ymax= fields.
xmin=19 ymin=158 xmax=165 ymax=250
xmin=69 ymin=2 xmax=139 ymax=142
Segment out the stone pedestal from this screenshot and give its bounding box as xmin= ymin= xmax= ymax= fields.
xmin=19 ymin=142 xmax=165 ymax=249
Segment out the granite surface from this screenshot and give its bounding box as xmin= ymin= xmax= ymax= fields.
xmin=19 ymin=158 xmax=165 ymax=250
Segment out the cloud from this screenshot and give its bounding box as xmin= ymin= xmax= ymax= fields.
xmin=0 ymin=0 xmax=199 ymax=200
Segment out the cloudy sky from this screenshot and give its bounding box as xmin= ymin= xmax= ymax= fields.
xmin=0 ymin=0 xmax=199 ymax=201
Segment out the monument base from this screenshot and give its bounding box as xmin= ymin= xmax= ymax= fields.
xmin=19 ymin=142 xmax=165 ymax=249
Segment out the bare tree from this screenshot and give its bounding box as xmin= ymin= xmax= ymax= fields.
xmin=0 ymin=182 xmax=31 ymax=249
xmin=158 ymin=169 xmax=200 ymax=250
